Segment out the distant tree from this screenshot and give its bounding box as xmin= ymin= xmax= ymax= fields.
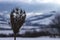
xmin=10 ymin=8 xmax=26 ymax=40
xmin=49 ymin=13 xmax=60 ymax=35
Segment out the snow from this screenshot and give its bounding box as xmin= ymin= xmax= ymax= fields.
xmin=0 ymin=30 xmax=13 ymax=35
xmin=0 ymin=24 xmax=11 ymax=28
xmin=0 ymin=11 xmax=60 ymax=40
xmin=0 ymin=37 xmax=60 ymax=40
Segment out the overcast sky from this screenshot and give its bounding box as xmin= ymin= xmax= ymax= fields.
xmin=0 ymin=0 xmax=60 ymax=4
xmin=0 ymin=0 xmax=60 ymax=13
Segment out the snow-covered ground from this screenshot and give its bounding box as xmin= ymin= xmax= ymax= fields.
xmin=0 ymin=11 xmax=60 ymax=40
xmin=0 ymin=37 xmax=60 ymax=40
xmin=0 ymin=11 xmax=59 ymax=36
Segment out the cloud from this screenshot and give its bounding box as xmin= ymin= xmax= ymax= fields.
xmin=0 ymin=0 xmax=60 ymax=4
xmin=0 ymin=0 xmax=60 ymax=13
xmin=0 ymin=2 xmax=59 ymax=13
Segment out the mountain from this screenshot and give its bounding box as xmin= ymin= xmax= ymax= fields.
xmin=20 ymin=11 xmax=59 ymax=36
xmin=25 ymin=12 xmax=54 ymax=26
xmin=0 ymin=11 xmax=58 ymax=37
xmin=0 ymin=11 xmax=55 ymax=29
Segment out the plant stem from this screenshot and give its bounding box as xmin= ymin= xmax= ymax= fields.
xmin=14 ymin=33 xmax=16 ymax=40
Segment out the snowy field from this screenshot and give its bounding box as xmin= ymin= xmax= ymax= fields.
xmin=0 ymin=37 xmax=60 ymax=40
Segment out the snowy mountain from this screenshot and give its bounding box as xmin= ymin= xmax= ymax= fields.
xmin=0 ymin=11 xmax=59 ymax=37
xmin=0 ymin=16 xmax=8 ymax=26
xmin=0 ymin=11 xmax=54 ymax=28
xmin=26 ymin=13 xmax=53 ymax=26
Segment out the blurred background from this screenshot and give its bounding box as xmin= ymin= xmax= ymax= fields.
xmin=0 ymin=0 xmax=60 ymax=37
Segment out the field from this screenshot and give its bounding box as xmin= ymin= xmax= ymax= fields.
xmin=0 ymin=37 xmax=60 ymax=40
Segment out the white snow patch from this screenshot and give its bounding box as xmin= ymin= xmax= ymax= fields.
xmin=0 ymin=37 xmax=60 ymax=40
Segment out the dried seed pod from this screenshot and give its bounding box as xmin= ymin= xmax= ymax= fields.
xmin=10 ymin=8 xmax=26 ymax=40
